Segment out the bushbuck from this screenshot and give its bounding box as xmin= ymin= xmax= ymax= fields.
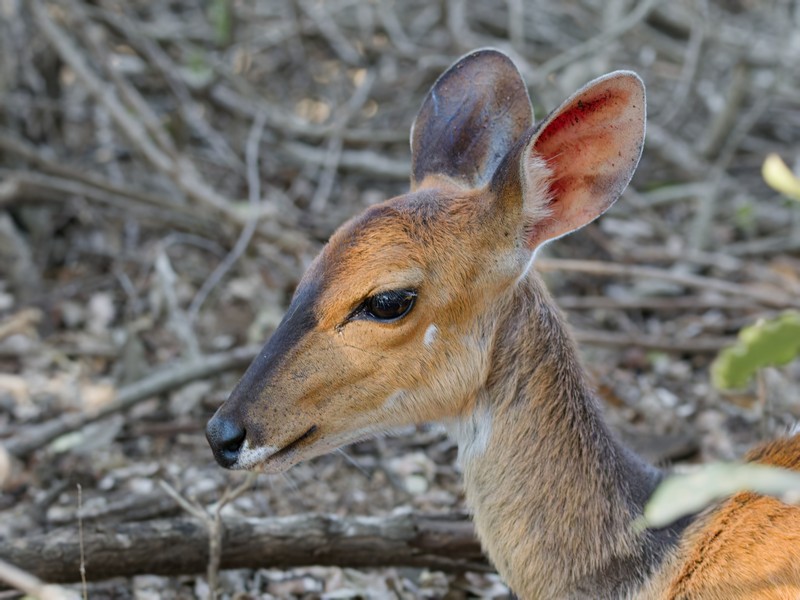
xmin=207 ymin=49 xmax=800 ymax=599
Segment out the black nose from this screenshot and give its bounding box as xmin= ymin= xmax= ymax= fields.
xmin=206 ymin=413 xmax=246 ymax=468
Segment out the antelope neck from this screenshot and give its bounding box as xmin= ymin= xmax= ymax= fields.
xmin=456 ymin=273 xmax=686 ymax=599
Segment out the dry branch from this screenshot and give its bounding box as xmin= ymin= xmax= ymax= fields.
xmin=557 ymin=295 xmax=756 ymax=312
xmin=159 ymin=475 xmax=257 ymax=600
xmin=187 ymin=112 xmax=268 ymax=321
xmin=29 ymin=0 xmax=308 ymax=256
xmin=30 ymin=0 xmax=234 ymax=219
xmin=532 ymin=0 xmax=661 ymax=85
xmin=284 ymin=142 xmax=410 ymax=180
xmin=0 ymin=168 xmax=222 ymax=239
xmin=0 ymin=513 xmax=489 ymax=584
xmin=0 ymin=558 xmax=78 ymax=600
xmin=3 ymin=345 xmax=260 ymax=459
xmin=573 ymin=329 xmax=732 ymax=354
xmin=209 ymin=85 xmax=408 ymax=144
xmin=536 ymin=259 xmax=800 ymax=310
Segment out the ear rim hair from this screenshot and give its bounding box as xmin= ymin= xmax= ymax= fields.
xmin=492 ymin=70 xmax=646 ymax=250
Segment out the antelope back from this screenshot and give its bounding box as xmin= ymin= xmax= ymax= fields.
xmin=206 ymin=49 xmax=646 ymax=474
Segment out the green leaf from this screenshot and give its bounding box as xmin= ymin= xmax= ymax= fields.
xmin=641 ymin=462 xmax=800 ymax=529
xmin=181 ymin=50 xmax=214 ymax=90
xmin=208 ymin=0 xmax=233 ymax=47
xmin=711 ymin=311 xmax=800 ymax=390
xmin=734 ymin=202 xmax=755 ymax=235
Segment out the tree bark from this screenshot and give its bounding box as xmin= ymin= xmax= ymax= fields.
xmin=0 ymin=513 xmax=489 ymax=584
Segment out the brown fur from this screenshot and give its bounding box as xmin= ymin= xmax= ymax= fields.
xmin=207 ymin=50 xmax=800 ymax=598
xmin=643 ymin=437 xmax=800 ymax=600
xmin=457 ymin=275 xmax=674 ymax=598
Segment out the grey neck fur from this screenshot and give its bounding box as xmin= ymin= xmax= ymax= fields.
xmin=453 ymin=273 xmax=687 ymax=599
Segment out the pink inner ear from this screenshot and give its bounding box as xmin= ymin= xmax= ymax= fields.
xmin=525 ymin=73 xmax=645 ymax=248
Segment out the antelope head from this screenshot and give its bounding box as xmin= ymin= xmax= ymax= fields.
xmin=206 ymin=49 xmax=645 ymax=472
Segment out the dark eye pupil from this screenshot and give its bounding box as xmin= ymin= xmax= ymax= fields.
xmin=365 ymin=290 xmax=416 ymax=321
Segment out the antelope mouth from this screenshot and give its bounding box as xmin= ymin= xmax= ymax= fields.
xmin=271 ymin=425 xmax=318 ymax=461
xmin=238 ymin=425 xmax=319 ymax=472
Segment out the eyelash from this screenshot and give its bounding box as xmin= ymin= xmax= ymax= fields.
xmin=346 ymin=289 xmax=418 ymax=325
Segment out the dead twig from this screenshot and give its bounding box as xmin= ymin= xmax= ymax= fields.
xmin=557 ymin=295 xmax=757 ymax=311
xmin=533 ymin=0 xmax=662 ymax=85
xmin=3 ymin=345 xmax=261 ymax=459
xmin=536 ymin=258 xmax=800 ymax=309
xmin=376 ymin=0 xmax=417 ymax=56
xmin=46 ymin=484 xmax=220 ymax=526
xmin=725 ymin=236 xmax=800 ymax=257
xmin=154 ymin=249 xmax=201 ymax=359
xmin=284 ymin=142 xmax=410 ymax=180
xmin=64 ymin=0 xmax=178 ymax=161
xmin=208 ymin=84 xmax=407 ymax=144
xmin=645 ymin=123 xmax=734 ymax=185
xmin=0 ymin=212 xmax=40 ymax=303
xmin=506 ymin=0 xmax=525 ymax=54
xmin=188 ymin=112 xmax=268 ymax=321
xmin=689 ymin=68 xmax=778 ymax=251
xmin=653 ymin=1 xmax=706 ymax=126
xmin=297 ymin=0 xmax=361 ymax=65
xmin=89 ymin=4 xmax=244 ymax=173
xmin=0 ymin=168 xmax=218 ymax=236
xmin=31 ymin=1 xmax=183 ymax=203
xmin=310 ymin=70 xmax=376 ymax=211
xmin=76 ymin=485 xmax=87 ymax=600
xmin=160 ymin=474 xmax=256 ymax=599
xmin=0 ymin=308 xmax=42 ymax=342
xmin=0 ymin=132 xmax=209 ymax=220
xmin=0 ymin=558 xmax=78 ymax=600
xmin=573 ymin=329 xmax=732 ymax=354
xmin=30 ymin=0 xmax=301 ymax=255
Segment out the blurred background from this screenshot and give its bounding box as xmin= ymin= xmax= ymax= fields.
xmin=1 ymin=0 xmax=800 ymax=597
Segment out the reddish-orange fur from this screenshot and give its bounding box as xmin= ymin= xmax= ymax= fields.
xmin=207 ymin=50 xmax=800 ymax=598
xmin=646 ymin=437 xmax=800 ymax=599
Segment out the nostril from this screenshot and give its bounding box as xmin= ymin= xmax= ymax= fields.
xmin=220 ymin=424 xmax=246 ymax=455
xmin=206 ymin=415 xmax=246 ymax=469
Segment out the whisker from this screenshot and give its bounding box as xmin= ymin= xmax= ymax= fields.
xmin=280 ymin=470 xmax=299 ymax=493
xmin=338 ymin=340 xmax=389 ymax=360
xmin=336 ymin=448 xmax=371 ymax=478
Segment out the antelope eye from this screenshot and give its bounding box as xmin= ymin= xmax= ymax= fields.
xmin=364 ymin=289 xmax=417 ymax=322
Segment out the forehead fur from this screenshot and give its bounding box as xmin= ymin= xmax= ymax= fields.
xmin=300 ymin=186 xmax=489 ymax=327
xmin=329 ymin=187 xmax=485 ymax=268
xmin=344 ymin=188 xmax=468 ymax=243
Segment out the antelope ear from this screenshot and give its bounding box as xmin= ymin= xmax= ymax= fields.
xmin=410 ymin=49 xmax=533 ymax=191
xmin=492 ymin=71 xmax=645 ymax=249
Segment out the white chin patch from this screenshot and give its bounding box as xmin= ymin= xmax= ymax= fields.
xmin=423 ymin=324 xmax=438 ymax=347
xmin=235 ymin=439 xmax=279 ymax=470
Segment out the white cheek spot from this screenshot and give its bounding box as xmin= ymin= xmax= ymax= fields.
xmin=235 ymin=439 xmax=279 ymax=470
xmin=445 ymin=405 xmax=494 ymax=467
xmin=423 ymin=324 xmax=438 ymax=348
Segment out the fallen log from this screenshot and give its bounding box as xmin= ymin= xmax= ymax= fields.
xmin=0 ymin=512 xmax=489 ymax=584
